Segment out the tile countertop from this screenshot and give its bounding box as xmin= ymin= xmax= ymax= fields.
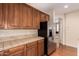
xmin=0 ymin=36 xmax=44 ymax=51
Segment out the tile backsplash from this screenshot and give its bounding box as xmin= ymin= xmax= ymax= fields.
xmin=0 ymin=29 xmax=38 ymax=37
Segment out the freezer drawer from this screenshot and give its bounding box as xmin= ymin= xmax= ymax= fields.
xmin=48 ymin=42 xmax=56 ymax=55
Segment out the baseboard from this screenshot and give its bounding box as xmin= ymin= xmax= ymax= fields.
xmin=59 ymin=43 xmax=77 ymax=50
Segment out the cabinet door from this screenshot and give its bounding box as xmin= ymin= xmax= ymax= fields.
xmin=4 ymin=50 xmax=9 ymax=56
xmin=27 ymin=6 xmax=33 ymax=28
xmin=7 ymin=4 xmax=20 ymax=29
xmin=9 ymin=45 xmax=25 ymax=56
xmin=19 ymin=4 xmax=28 ymax=28
xmin=40 ymin=12 xmax=46 ymax=22
xmin=33 ymin=9 xmax=40 ymax=29
xmin=40 ymin=12 xmax=49 ymax=22
xmin=0 ymin=4 xmax=4 ymax=29
xmin=3 ymin=45 xmax=26 ymax=56
xmin=2 ymin=4 xmax=8 ymax=29
xmin=45 ymin=15 xmax=49 ymax=21
xmin=37 ymin=40 xmax=44 ymax=56
xmin=27 ymin=45 xmax=37 ymax=56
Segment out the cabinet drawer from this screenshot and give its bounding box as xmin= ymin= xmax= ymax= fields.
xmin=9 ymin=45 xmax=25 ymax=54
xmin=27 ymin=41 xmax=37 ymax=47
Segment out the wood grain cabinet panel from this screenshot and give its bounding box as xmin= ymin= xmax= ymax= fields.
xmin=20 ymin=4 xmax=33 ymax=29
xmin=0 ymin=4 xmax=4 ymax=29
xmin=45 ymin=15 xmax=49 ymax=21
xmin=37 ymin=39 xmax=44 ymax=56
xmin=14 ymin=4 xmax=20 ymax=28
xmin=21 ymin=4 xmax=27 ymax=28
xmin=0 ymin=51 xmax=4 ymax=56
xmin=26 ymin=41 xmax=37 ymax=56
xmin=19 ymin=4 xmax=28 ymax=28
xmin=4 ymin=50 xmax=9 ymax=56
xmin=27 ymin=41 xmax=37 ymax=47
xmin=0 ymin=3 xmax=49 ymax=29
xmin=26 ymin=5 xmax=33 ymax=28
xmin=40 ymin=12 xmax=49 ymax=22
xmin=40 ymin=12 xmax=46 ymax=22
xmin=7 ymin=4 xmax=20 ymax=29
xmin=26 ymin=45 xmax=37 ymax=56
xmin=10 ymin=51 xmax=24 ymax=56
xmin=9 ymin=45 xmax=26 ymax=56
xmin=3 ymin=45 xmax=26 ymax=56
xmin=33 ymin=9 xmax=40 ymax=29
xmin=2 ymin=4 xmax=9 ymax=29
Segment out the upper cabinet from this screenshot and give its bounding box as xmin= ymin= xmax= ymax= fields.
xmin=20 ymin=4 xmax=33 ymax=29
xmin=0 ymin=4 xmax=4 ymax=29
xmin=0 ymin=3 xmax=49 ymax=29
xmin=33 ymin=9 xmax=40 ymax=29
xmin=19 ymin=4 xmax=28 ymax=28
xmin=7 ymin=4 xmax=20 ymax=29
xmin=40 ymin=12 xmax=49 ymax=22
xmin=26 ymin=5 xmax=33 ymax=28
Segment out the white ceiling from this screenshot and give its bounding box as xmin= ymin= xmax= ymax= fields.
xmin=28 ymin=3 xmax=79 ymax=14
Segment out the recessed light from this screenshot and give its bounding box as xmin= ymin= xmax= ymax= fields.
xmin=64 ymin=5 xmax=69 ymax=8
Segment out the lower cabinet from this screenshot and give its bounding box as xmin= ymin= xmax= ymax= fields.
xmin=37 ymin=39 xmax=44 ymax=56
xmin=0 ymin=51 xmax=4 ymax=56
xmin=1 ymin=39 xmax=44 ymax=56
xmin=4 ymin=45 xmax=26 ymax=56
xmin=26 ymin=45 xmax=37 ymax=56
xmin=4 ymin=50 xmax=9 ymax=56
xmin=26 ymin=41 xmax=37 ymax=56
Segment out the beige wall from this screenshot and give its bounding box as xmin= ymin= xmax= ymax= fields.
xmin=58 ymin=11 xmax=79 ymax=48
xmin=64 ymin=11 xmax=79 ymax=48
xmin=57 ymin=11 xmax=79 ymax=48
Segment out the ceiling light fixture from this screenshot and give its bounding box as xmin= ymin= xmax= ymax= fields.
xmin=64 ymin=5 xmax=69 ymax=8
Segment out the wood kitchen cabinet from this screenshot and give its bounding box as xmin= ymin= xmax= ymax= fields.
xmin=9 ymin=45 xmax=26 ymax=56
xmin=0 ymin=4 xmax=4 ymax=29
xmin=19 ymin=4 xmax=28 ymax=28
xmin=46 ymin=15 xmax=49 ymax=21
xmin=4 ymin=50 xmax=9 ymax=56
xmin=26 ymin=45 xmax=37 ymax=56
xmin=0 ymin=3 xmax=49 ymax=29
xmin=26 ymin=5 xmax=33 ymax=28
xmin=20 ymin=4 xmax=33 ymax=28
xmin=40 ymin=12 xmax=49 ymax=22
xmin=0 ymin=51 xmax=4 ymax=56
xmin=33 ymin=9 xmax=40 ymax=29
xmin=26 ymin=41 xmax=37 ymax=56
xmin=7 ymin=4 xmax=20 ymax=29
xmin=37 ymin=39 xmax=44 ymax=56
xmin=4 ymin=45 xmax=26 ymax=56
xmin=2 ymin=4 xmax=9 ymax=29
xmin=0 ymin=39 xmax=44 ymax=56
